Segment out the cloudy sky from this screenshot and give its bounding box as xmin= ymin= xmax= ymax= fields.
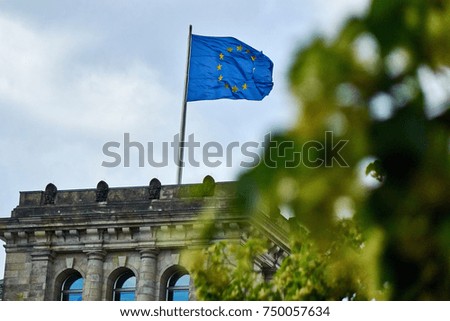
xmin=0 ymin=0 xmax=371 ymax=277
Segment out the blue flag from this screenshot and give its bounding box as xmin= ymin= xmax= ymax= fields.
xmin=187 ymin=35 xmax=273 ymax=102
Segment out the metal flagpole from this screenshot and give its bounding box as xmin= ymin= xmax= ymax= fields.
xmin=177 ymin=25 xmax=193 ymax=185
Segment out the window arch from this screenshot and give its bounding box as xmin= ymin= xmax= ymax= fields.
xmin=166 ymin=271 xmax=190 ymax=301
xmin=113 ymin=270 xmax=136 ymax=301
xmin=60 ymin=272 xmax=83 ymax=301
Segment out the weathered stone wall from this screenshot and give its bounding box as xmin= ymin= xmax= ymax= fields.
xmin=3 ymin=251 xmax=32 ymax=300
xmin=0 ymin=278 xmax=3 ymax=300
xmin=0 ymin=179 xmax=289 ymax=301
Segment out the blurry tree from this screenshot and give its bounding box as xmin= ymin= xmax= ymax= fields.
xmin=189 ymin=0 xmax=449 ymax=300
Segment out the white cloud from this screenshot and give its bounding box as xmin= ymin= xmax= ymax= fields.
xmin=0 ymin=13 xmax=176 ymax=136
xmin=315 ymin=0 xmax=370 ymax=37
xmin=0 ymin=14 xmax=76 ymax=106
xmin=58 ymin=62 xmax=177 ymax=134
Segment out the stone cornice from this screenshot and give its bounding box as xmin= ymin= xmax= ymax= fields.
xmin=0 ymin=181 xmax=290 ymax=256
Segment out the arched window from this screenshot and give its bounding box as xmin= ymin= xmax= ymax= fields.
xmin=61 ymin=272 xmax=83 ymax=301
xmin=113 ymin=270 xmax=136 ymax=301
xmin=166 ymin=271 xmax=190 ymax=301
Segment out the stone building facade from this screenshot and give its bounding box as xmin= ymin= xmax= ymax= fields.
xmin=0 ymin=177 xmax=289 ymax=301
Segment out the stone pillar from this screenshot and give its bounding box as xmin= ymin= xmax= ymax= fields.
xmin=136 ymin=249 xmax=158 ymax=301
xmin=29 ymin=250 xmax=54 ymax=300
xmin=262 ymin=267 xmax=277 ymax=282
xmin=83 ymin=251 xmax=106 ymax=301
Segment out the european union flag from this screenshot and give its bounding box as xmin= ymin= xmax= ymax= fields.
xmin=187 ymin=35 xmax=273 ymax=102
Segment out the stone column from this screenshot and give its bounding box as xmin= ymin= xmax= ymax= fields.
xmin=136 ymin=249 xmax=158 ymax=301
xmin=262 ymin=267 xmax=277 ymax=282
xmin=29 ymin=250 xmax=54 ymax=300
xmin=82 ymin=251 xmax=106 ymax=301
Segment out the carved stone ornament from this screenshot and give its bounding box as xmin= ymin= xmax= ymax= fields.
xmin=148 ymin=178 xmax=162 ymax=200
xmin=202 ymin=175 xmax=215 ymax=196
xmin=96 ymin=180 xmax=109 ymax=202
xmin=43 ymin=183 xmax=57 ymax=205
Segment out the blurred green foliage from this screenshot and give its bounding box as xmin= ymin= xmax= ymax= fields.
xmin=189 ymin=0 xmax=449 ymax=300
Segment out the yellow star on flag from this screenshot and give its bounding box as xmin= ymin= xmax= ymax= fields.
xmin=227 ymin=47 xmax=233 ymax=53
xmin=219 ymin=53 xmax=224 ymax=60
xmin=231 ymin=85 xmax=238 ymax=93
xmin=242 ymin=83 xmax=248 ymax=90
xmin=237 ymin=45 xmax=243 ymax=51
xmin=251 ymin=56 xmax=256 ymax=61
xmin=224 ymin=83 xmax=230 ymax=89
xmin=218 ymin=75 xmax=223 ymax=81
xmin=217 ymin=64 xmax=222 ymax=70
